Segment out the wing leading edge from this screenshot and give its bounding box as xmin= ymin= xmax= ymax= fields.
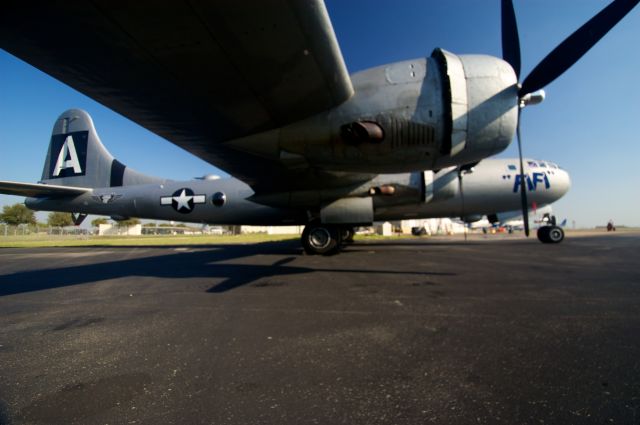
xmin=0 ymin=1 xmax=353 ymax=191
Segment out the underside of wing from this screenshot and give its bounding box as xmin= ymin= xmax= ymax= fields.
xmin=0 ymin=181 xmax=90 ymax=198
xmin=0 ymin=1 xmax=354 ymax=191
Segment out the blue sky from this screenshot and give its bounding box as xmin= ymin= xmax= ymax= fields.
xmin=1 ymin=1 xmax=639 ymax=227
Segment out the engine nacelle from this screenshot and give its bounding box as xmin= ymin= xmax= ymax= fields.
xmin=431 ymin=49 xmax=518 ymax=168
xmin=226 ymin=52 xmax=518 ymax=174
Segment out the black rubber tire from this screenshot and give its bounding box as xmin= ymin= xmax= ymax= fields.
xmin=341 ymin=227 xmax=355 ymax=244
xmin=537 ymin=226 xmax=551 ymax=243
xmin=537 ymin=226 xmax=564 ymax=244
xmin=302 ymin=223 xmax=341 ymax=255
xmin=412 ymin=227 xmax=427 ymax=236
xmin=547 ymin=226 xmax=564 ymax=243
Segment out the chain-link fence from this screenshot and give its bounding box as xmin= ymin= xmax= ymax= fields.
xmin=0 ymin=224 xmax=92 ymax=237
xmin=0 ymin=224 xmax=238 ymax=238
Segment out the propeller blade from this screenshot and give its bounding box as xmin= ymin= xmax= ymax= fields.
xmin=501 ymin=0 xmax=521 ymax=80
xmin=520 ymin=0 xmax=640 ymax=96
xmin=516 ymin=109 xmax=530 ymax=237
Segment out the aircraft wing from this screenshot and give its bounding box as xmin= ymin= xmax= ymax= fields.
xmin=0 ymin=1 xmax=354 ymax=191
xmin=0 ymin=181 xmax=90 ymax=198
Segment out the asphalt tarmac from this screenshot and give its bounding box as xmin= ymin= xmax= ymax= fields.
xmin=1 ymin=232 xmax=639 ymax=425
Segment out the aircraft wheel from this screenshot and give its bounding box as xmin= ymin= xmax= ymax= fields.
xmin=547 ymin=226 xmax=564 ymax=243
xmin=302 ymin=223 xmax=341 ymax=255
xmin=341 ymin=227 xmax=355 ymax=244
xmin=537 ymin=226 xmax=564 ymax=244
xmin=537 ymin=226 xmax=550 ymax=243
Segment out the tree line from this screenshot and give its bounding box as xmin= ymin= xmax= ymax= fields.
xmin=0 ymin=203 xmax=139 ymax=227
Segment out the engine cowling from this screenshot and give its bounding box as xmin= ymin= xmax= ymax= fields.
xmin=227 ymin=52 xmax=518 ymax=174
xmin=431 ymin=49 xmax=518 ymax=169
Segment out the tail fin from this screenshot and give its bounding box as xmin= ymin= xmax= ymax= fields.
xmin=40 ymin=109 xmax=162 ymax=188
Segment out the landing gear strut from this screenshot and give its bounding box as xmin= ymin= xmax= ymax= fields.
xmin=301 ymin=222 xmax=342 ymax=255
xmin=537 ymin=225 xmax=564 ymax=244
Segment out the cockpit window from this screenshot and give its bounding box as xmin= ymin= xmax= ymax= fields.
xmin=508 ymin=164 xmax=517 ymax=171
xmin=538 ymin=162 xmax=547 ymax=168
xmin=527 ymin=161 xmax=537 ymax=167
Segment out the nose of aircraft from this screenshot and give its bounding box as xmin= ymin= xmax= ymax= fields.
xmin=553 ymin=168 xmax=571 ymax=199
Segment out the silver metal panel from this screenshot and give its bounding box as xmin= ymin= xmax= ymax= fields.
xmin=423 ymin=171 xmax=434 ymax=203
xmin=17 ymin=156 xmax=570 ymax=227
xmin=439 ymin=50 xmax=468 ymax=156
xmin=320 ymin=197 xmax=373 ymax=224
xmin=459 ymin=55 xmax=518 ymax=157
xmin=374 ymin=158 xmax=570 ymax=221
xmin=384 ymin=61 xmax=426 ymax=85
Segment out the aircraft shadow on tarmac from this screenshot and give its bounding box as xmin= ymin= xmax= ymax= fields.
xmin=0 ymin=240 xmax=455 ymax=296
xmin=355 ymin=237 xmax=534 ymax=248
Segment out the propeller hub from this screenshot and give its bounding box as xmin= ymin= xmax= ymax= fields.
xmin=520 ymin=89 xmax=546 ymax=108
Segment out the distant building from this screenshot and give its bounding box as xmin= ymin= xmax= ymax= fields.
xmin=241 ymin=225 xmax=303 ymax=235
xmin=400 ymin=218 xmax=466 ymax=235
xmin=98 ymin=223 xmax=142 ymax=236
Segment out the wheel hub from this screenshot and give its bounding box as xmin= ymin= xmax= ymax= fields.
xmin=549 ymin=227 xmax=563 ymax=242
xmin=309 ymin=228 xmax=331 ymax=249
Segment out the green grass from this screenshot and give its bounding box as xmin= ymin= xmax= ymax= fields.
xmin=0 ymin=232 xmax=414 ymax=248
xmin=0 ymin=233 xmax=298 ymax=248
xmin=2 ymin=228 xmax=638 ymax=248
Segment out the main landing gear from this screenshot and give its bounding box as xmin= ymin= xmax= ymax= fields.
xmin=537 ymin=225 xmax=564 ymax=244
xmin=301 ymin=222 xmax=355 ymax=255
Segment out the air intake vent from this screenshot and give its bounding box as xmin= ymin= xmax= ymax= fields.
xmin=381 ymin=116 xmax=435 ymax=149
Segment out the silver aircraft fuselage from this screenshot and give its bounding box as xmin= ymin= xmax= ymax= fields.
xmin=25 ymin=158 xmax=570 ymax=226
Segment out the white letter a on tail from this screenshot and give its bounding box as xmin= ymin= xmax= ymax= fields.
xmin=53 ymin=135 xmax=82 ymax=176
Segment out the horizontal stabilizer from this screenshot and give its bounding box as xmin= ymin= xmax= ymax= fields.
xmin=0 ymin=180 xmax=90 ymax=198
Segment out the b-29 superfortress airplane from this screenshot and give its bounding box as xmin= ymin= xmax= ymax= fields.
xmin=0 ymin=1 xmax=635 ymax=253
xmin=0 ymin=110 xmax=570 ymax=253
